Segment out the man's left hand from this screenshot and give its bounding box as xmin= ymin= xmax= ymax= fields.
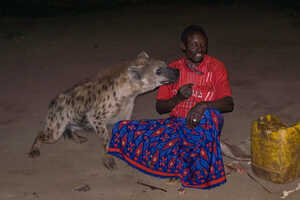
xmin=186 ymin=102 xmax=209 ymax=129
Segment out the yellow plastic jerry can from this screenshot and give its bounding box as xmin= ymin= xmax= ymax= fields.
xmin=251 ymin=115 xmax=300 ymax=183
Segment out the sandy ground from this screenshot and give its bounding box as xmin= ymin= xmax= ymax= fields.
xmin=1 ymin=3 xmax=300 ymax=200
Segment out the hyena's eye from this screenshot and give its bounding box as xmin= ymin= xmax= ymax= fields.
xmin=156 ymin=68 xmax=161 ymax=75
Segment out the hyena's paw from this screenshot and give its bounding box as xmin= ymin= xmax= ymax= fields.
xmin=102 ymin=154 xmax=116 ymax=170
xmin=28 ymin=148 xmax=40 ymax=158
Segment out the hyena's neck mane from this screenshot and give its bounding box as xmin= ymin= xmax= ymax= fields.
xmin=92 ymin=62 xmax=143 ymax=98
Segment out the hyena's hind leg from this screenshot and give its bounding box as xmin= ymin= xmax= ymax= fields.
xmin=63 ymin=127 xmax=88 ymax=144
xmin=28 ymin=131 xmax=48 ymax=158
xmin=28 ymin=121 xmax=68 ymax=158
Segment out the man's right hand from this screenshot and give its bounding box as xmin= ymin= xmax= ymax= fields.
xmin=176 ymin=83 xmax=193 ymax=101
xmin=156 ymin=83 xmax=193 ymax=115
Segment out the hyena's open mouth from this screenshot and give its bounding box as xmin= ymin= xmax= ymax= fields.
xmin=160 ymin=67 xmax=179 ymax=85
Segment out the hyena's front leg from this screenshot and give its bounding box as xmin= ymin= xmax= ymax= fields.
xmin=97 ymin=125 xmax=116 ymax=170
xmin=87 ymin=115 xmax=116 ymax=169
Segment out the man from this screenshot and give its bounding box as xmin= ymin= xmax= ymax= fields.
xmin=156 ymin=25 xmax=234 ymax=129
xmin=108 ymin=25 xmax=234 ymax=189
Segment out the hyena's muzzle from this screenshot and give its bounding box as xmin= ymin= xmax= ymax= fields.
xmin=159 ymin=66 xmax=179 ymax=85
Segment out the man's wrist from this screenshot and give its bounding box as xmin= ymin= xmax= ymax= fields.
xmin=195 ymin=101 xmax=212 ymax=112
xmin=172 ymin=95 xmax=183 ymax=107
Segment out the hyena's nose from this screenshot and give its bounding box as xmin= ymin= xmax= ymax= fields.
xmin=173 ymin=68 xmax=180 ymax=79
xmin=168 ymin=67 xmax=179 ymax=83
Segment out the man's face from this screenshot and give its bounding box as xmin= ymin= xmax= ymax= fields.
xmin=184 ymin=32 xmax=208 ymax=64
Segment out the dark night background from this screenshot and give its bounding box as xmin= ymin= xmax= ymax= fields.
xmin=1 ymin=0 xmax=300 ymax=17
xmin=1 ymin=0 xmax=300 ymax=199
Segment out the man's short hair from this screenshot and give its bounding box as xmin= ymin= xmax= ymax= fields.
xmin=180 ymin=25 xmax=208 ymax=44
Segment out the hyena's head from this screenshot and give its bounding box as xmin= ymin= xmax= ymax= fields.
xmin=128 ymin=51 xmax=179 ymax=93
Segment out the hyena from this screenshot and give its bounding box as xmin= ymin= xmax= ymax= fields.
xmin=28 ymin=51 xmax=179 ymax=168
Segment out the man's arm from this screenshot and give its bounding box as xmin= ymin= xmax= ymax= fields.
xmin=156 ymin=96 xmax=181 ymax=115
xmin=186 ymin=96 xmax=234 ymax=128
xmin=207 ymin=96 xmax=234 ymax=113
xmin=156 ymin=83 xmax=193 ymax=114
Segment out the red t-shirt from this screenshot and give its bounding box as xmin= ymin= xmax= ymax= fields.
xmin=157 ymin=55 xmax=232 ymax=118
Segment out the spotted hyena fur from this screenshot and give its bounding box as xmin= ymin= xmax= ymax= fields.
xmin=28 ymin=51 xmax=179 ymax=168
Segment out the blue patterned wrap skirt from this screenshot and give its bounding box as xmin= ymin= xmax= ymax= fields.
xmin=108 ymin=108 xmax=226 ymax=189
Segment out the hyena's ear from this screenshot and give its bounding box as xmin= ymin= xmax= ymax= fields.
xmin=136 ymin=51 xmax=150 ymax=65
xmin=137 ymin=51 xmax=149 ymax=59
xmin=128 ymin=65 xmax=143 ymax=80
